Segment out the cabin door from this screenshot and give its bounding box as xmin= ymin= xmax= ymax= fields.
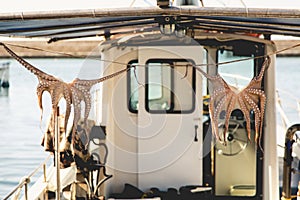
xmin=134 ymin=46 xmax=204 ymax=190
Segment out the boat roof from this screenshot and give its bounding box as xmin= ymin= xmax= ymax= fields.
xmin=1 ymin=6 xmax=300 ymax=42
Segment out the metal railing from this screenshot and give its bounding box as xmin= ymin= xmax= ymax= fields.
xmin=3 ymin=155 xmax=51 ymax=200
xmin=281 ymin=124 xmax=300 ymax=200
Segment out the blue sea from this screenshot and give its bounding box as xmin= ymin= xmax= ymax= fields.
xmin=0 ymin=57 xmax=299 ymax=198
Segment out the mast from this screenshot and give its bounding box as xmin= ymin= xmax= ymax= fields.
xmin=54 ymin=107 xmax=61 ymax=200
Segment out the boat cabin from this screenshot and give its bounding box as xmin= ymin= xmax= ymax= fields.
xmin=89 ymin=32 xmax=278 ymax=200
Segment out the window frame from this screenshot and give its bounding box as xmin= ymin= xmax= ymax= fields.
xmin=145 ymin=58 xmax=196 ymax=114
xmin=127 ymin=60 xmax=139 ymax=113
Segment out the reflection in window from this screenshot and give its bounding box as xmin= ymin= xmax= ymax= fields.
xmin=128 ymin=61 xmax=139 ymax=113
xmin=147 ymin=62 xmax=172 ymax=111
xmin=218 ymin=50 xmax=254 ymax=89
xmin=148 ymin=63 xmax=168 ymax=101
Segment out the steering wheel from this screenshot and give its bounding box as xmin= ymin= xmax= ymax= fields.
xmin=215 ymin=120 xmax=249 ymax=156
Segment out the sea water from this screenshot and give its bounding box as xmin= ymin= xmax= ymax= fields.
xmin=0 ymin=57 xmax=299 ymax=198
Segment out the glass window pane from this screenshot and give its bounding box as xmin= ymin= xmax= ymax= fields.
xmin=147 ymin=62 xmax=172 ymax=111
xmin=128 ymin=61 xmax=139 ymax=112
xmin=146 ymin=59 xmax=195 ymax=113
xmin=148 ymin=63 xmax=166 ymax=100
xmin=218 ymin=50 xmax=254 ymax=89
xmin=173 ymin=61 xmax=194 ymax=111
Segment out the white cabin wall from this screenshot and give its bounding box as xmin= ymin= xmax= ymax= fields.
xmin=100 ymin=46 xmax=139 ymax=195
xmin=101 ymin=44 xmax=205 ymax=195
xmin=137 ymin=46 xmax=204 ymax=190
xmin=263 ymin=44 xmax=279 ymax=200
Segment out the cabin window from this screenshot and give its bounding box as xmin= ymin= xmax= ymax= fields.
xmin=146 ymin=59 xmax=195 ymax=113
xmin=218 ymin=50 xmax=254 ymax=87
xmin=127 ymin=59 xmax=195 ymax=113
xmin=128 ymin=61 xmax=139 ymax=113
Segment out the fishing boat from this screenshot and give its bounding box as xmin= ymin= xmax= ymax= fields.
xmin=1 ymin=0 xmax=300 ymax=199
xmin=0 ymin=62 xmax=9 ymax=96
xmin=0 ymin=62 xmax=9 ymax=88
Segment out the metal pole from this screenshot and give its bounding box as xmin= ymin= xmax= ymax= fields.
xmin=3 ymin=7 xmax=300 ymax=20
xmin=24 ymin=183 xmax=28 ymax=200
xmin=43 ymin=163 xmax=46 ymax=182
xmin=54 ymin=106 xmax=61 ymax=200
xmin=282 ymin=124 xmax=300 ymax=200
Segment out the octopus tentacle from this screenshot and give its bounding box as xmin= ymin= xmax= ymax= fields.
xmin=0 ymin=43 xmax=57 ymax=81
xmin=50 ymin=86 xmax=62 ymax=107
xmin=211 ymin=95 xmax=227 ymax=140
xmin=63 ymin=87 xmax=72 ymax=133
xmin=259 ymin=94 xmax=266 ymax=137
xmin=211 ymin=88 xmax=226 ymax=102
xmin=222 ymin=93 xmax=236 ymax=141
xmin=71 ymin=87 xmax=82 ymax=137
xmin=197 ymin=69 xmax=227 ymax=134
xmin=75 ymin=67 xmax=131 ymax=87
xmin=247 ymin=88 xmax=266 ymax=142
xmin=238 ymin=95 xmax=252 ymax=140
xmin=70 ymin=67 xmax=130 ymax=128
xmin=246 ymin=57 xmax=269 ymax=91
xmin=243 ymin=92 xmax=262 ymax=142
xmin=37 ymin=84 xmax=47 ymax=111
xmin=258 ymin=94 xmax=267 ymax=150
xmin=209 ymin=88 xmax=226 ymax=117
xmin=255 ymin=56 xmax=270 ymax=82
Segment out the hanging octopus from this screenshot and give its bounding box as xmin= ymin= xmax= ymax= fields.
xmin=195 ymin=57 xmax=270 ymax=144
xmin=0 ymin=42 xmax=130 ymax=147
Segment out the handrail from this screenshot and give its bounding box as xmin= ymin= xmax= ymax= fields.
xmin=3 ymin=155 xmax=51 ymax=200
xmin=3 ymin=178 xmax=29 ymax=200
xmin=281 ymin=124 xmax=300 ymax=200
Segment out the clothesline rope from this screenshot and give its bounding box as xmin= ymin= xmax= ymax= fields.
xmin=2 ymin=40 xmax=300 ymax=68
